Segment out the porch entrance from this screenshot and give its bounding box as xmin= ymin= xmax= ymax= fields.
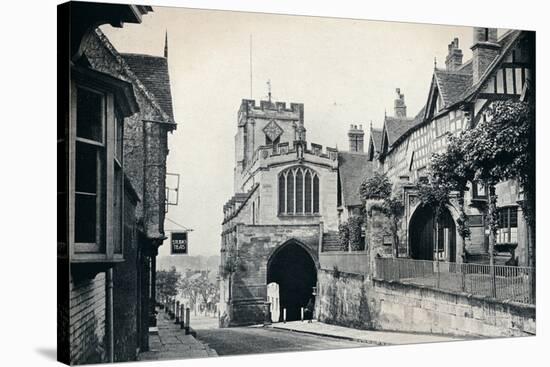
xmin=409 ymin=205 xmax=457 ymax=262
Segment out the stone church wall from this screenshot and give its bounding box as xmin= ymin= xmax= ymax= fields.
xmin=227 ymin=223 xmax=320 ymax=325
xmin=256 ymin=164 xmax=339 ymax=230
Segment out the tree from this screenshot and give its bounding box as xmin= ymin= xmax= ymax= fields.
xmin=460 ymin=100 xmax=534 ymax=267
xmin=360 ymin=172 xmax=392 ymax=200
xmin=179 ymin=272 xmax=218 ymax=315
xmin=421 ymin=135 xmax=474 ymax=261
xmin=426 ymin=99 xmax=534 ymax=273
xmin=360 ymin=172 xmax=404 ymax=257
xmin=156 ymin=266 xmax=181 ymax=304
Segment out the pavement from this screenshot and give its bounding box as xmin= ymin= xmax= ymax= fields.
xmin=139 ymin=311 xmax=462 ymax=359
xmin=138 ymin=309 xmax=218 ymax=361
xmin=270 ymin=320 xmax=463 ymax=346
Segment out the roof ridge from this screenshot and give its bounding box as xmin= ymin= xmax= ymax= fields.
xmin=121 ymin=53 xmax=175 ymax=122
xmin=435 ymin=68 xmax=472 ymax=76
xmin=121 ymin=52 xmax=167 ymax=60
xmin=93 ymin=28 xmax=174 ymax=124
xmin=340 ymin=151 xmax=369 ymax=156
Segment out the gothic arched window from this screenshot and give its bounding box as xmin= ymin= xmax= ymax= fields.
xmin=278 ymin=167 xmax=320 ymax=215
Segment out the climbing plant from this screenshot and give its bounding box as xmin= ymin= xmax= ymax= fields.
xmin=459 ymin=100 xmax=533 ymax=266
xmin=338 ymin=222 xmax=350 ymax=251
xmin=359 ymin=171 xmax=392 ymax=200
xmin=348 ymin=216 xmax=365 ymax=251
xmin=221 ymin=252 xmax=245 ymax=279
xmin=424 ymin=99 xmax=534 ymax=268
xmin=338 ymin=216 xmax=365 ymax=251
xmin=360 ymin=172 xmax=403 ymax=257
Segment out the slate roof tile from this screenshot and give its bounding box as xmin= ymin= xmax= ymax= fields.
xmin=434 ymin=69 xmax=473 ymax=107
xmin=369 ymin=128 xmax=383 ymax=154
xmin=338 ymin=152 xmax=373 ymax=207
xmin=122 ymin=53 xmax=175 ymax=121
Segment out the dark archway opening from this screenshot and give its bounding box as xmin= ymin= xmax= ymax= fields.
xmin=409 ymin=205 xmax=456 ymax=262
xmin=267 ymin=242 xmax=317 ymax=322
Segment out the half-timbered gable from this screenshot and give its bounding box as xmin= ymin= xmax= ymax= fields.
xmin=372 ymin=28 xmax=534 ymax=266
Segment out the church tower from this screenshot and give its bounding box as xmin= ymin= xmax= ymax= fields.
xmin=234 ymin=99 xmax=305 ymax=192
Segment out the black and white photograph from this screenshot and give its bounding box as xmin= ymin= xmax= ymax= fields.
xmin=50 ymin=0 xmax=541 ymax=365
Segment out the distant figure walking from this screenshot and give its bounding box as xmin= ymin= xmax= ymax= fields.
xmin=305 ymin=297 xmax=315 ymax=323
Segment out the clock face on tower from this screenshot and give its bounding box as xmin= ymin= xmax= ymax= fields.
xmin=263 ymin=120 xmax=283 ymax=142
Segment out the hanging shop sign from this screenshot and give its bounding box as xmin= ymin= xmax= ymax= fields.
xmin=171 ymin=232 xmax=188 ymax=255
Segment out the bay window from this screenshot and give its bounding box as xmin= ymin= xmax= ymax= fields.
xmin=497 ymin=206 xmax=518 ymax=244
xmin=67 ymin=66 xmax=138 ymax=264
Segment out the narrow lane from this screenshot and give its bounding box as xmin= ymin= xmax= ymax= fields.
xmin=195 ymin=325 xmax=368 ymax=356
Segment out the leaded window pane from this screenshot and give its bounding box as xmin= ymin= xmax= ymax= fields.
xmin=286 ymin=171 xmax=294 ymax=214
xmin=305 ymin=171 xmax=312 ymax=213
xmin=296 ymin=169 xmax=303 ymax=213
xmin=278 ymin=174 xmax=286 ymax=213
xmin=313 ymin=175 xmax=319 ymax=213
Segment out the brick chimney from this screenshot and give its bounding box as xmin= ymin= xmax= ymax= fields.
xmin=445 ymin=38 xmax=463 ymax=71
xmin=394 ymin=88 xmax=406 ymax=118
xmin=348 ymin=124 xmax=365 ymax=153
xmin=471 ymin=27 xmax=500 ymax=84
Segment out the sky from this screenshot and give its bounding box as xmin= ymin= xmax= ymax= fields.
xmin=101 ymin=6 xmax=502 ymax=257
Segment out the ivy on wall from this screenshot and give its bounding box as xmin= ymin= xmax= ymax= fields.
xmin=360 ymin=172 xmax=404 ymax=257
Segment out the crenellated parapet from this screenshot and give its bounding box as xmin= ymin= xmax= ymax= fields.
xmin=244 ymin=140 xmax=338 ymax=175
xmin=238 ymin=99 xmax=304 ymax=125
xmin=222 ymin=184 xmax=260 ymax=226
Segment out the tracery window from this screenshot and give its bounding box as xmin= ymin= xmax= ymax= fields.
xmin=278 ymin=166 xmax=319 ymax=215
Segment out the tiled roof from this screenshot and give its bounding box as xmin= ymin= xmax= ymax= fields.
xmin=369 ymin=128 xmax=383 ymax=154
xmin=384 ymin=116 xmax=415 ymax=147
xmin=434 ymin=69 xmax=473 ymax=107
xmin=456 ymin=59 xmax=472 ymax=74
xmin=384 ymin=106 xmax=426 ymax=154
xmin=338 ymin=152 xmax=373 ymax=207
xmin=384 ymin=30 xmax=525 ymax=157
xmin=122 ymin=53 xmax=175 ymax=121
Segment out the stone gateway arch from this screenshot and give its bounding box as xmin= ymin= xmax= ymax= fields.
xmin=267 ymin=240 xmax=318 ymax=322
xmin=221 ymin=225 xmax=321 ymax=326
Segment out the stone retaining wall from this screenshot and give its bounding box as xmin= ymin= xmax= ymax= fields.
xmin=317 ymin=269 xmax=535 ymax=337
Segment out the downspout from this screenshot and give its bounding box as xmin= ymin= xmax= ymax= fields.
xmin=106 ymin=268 xmax=114 ymax=363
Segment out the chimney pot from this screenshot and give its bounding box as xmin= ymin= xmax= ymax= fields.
xmin=394 ymin=88 xmax=407 ymax=118
xmin=471 ymin=28 xmax=501 ymax=83
xmin=348 ymin=124 xmax=364 ymax=153
xmin=445 ymin=37 xmax=463 ymax=71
